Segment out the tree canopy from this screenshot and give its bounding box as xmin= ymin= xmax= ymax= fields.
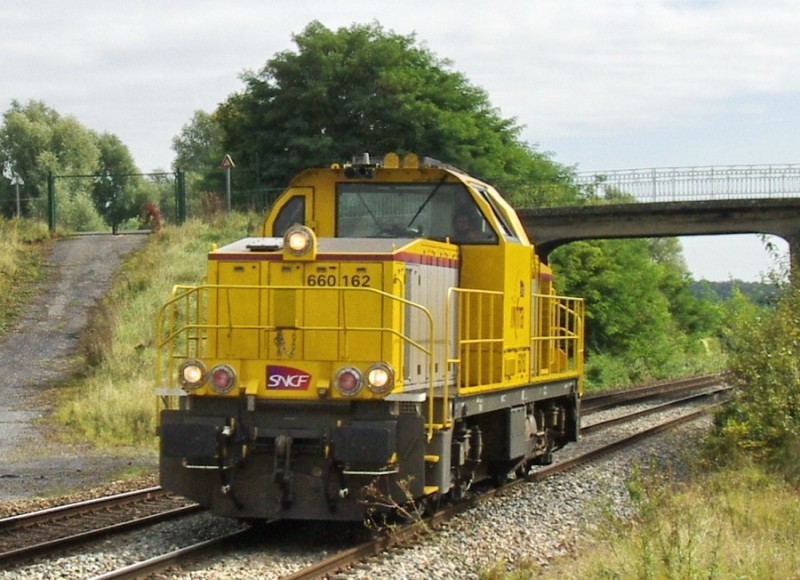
xmin=186 ymin=21 xmax=573 ymax=202
xmin=0 ymin=100 xmax=100 ymax=201
xmin=0 ymin=100 xmax=167 ymax=230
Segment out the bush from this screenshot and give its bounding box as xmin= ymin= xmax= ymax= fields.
xmin=708 ymin=280 xmax=800 ymax=478
xmin=40 ymin=190 xmax=107 ymax=233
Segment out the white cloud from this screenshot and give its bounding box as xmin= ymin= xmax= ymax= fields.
xmin=408 ymin=1 xmax=800 ymax=137
xmin=2 ymin=1 xmax=799 ymax=169
xmin=2 ymin=0 xmax=797 ymax=279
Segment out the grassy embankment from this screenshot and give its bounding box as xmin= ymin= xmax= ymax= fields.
xmin=0 ymin=218 xmax=50 ymax=334
xmin=52 ymin=214 xmax=257 ymax=446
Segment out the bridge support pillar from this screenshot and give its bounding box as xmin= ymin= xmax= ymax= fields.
xmin=787 ymin=233 xmax=800 ymax=282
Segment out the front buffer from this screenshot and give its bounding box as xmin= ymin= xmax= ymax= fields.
xmin=159 ymin=397 xmax=427 ymax=521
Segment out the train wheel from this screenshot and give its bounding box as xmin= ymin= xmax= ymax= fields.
xmin=536 ymin=435 xmax=554 ymax=466
xmin=490 ymin=470 xmax=509 ymax=487
xmin=421 ymin=493 xmax=441 ymax=517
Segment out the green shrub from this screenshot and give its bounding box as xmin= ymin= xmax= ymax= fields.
xmin=708 ymin=281 xmax=800 ymax=478
xmin=49 ymin=190 xmax=107 ymax=232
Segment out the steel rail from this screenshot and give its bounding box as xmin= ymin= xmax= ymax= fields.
xmin=0 ymin=486 xmax=164 ymax=531
xmin=582 ymin=385 xmax=730 ymax=434
xmin=0 ymin=487 xmax=201 ymax=567
xmin=89 ymin=528 xmax=251 ymax=580
xmin=582 ymin=372 xmax=727 ymax=413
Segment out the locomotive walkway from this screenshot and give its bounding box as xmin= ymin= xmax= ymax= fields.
xmin=518 ymin=164 xmax=800 ymax=263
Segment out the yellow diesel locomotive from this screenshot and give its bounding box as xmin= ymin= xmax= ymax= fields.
xmin=155 ymin=153 xmax=584 ymax=521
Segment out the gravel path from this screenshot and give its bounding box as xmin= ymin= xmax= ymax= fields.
xmin=0 ymin=233 xmax=157 ymax=503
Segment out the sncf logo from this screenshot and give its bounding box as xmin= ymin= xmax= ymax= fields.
xmin=267 ymin=365 xmax=311 ymax=390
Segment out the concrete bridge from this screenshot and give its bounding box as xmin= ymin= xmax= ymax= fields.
xmin=518 ymin=164 xmax=800 ymax=263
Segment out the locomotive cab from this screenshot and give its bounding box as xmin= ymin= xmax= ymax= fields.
xmin=156 ymin=153 xmax=583 ymax=522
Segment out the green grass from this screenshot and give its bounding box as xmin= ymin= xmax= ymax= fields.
xmin=526 ymin=464 xmax=800 ymax=579
xmin=0 ymin=218 xmax=51 ymax=336
xmin=583 ymin=338 xmax=727 ymax=393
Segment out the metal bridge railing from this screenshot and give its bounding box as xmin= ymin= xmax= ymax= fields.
xmin=574 ymin=164 xmax=800 ymax=203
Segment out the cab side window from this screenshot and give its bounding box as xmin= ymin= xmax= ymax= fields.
xmin=272 ymin=196 xmax=305 ymax=236
xmin=451 ymin=190 xmax=497 ymax=244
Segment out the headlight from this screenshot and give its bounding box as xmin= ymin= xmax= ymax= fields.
xmin=179 ymin=360 xmax=206 ymax=390
xmin=209 ymin=364 xmax=237 ymax=394
xmin=284 ymin=225 xmax=314 ymax=257
xmin=366 ymin=363 xmax=394 ymax=394
xmin=334 ymin=366 xmax=363 ymax=396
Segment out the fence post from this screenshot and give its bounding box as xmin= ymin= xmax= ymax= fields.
xmin=47 ymin=172 xmax=56 ymax=233
xmin=651 ymin=168 xmax=657 ymax=202
xmin=176 ymin=170 xmax=186 ymax=224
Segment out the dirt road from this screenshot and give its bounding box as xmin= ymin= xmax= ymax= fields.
xmin=0 ymin=234 xmax=157 ymax=502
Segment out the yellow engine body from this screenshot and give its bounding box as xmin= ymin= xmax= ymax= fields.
xmin=156 ymin=153 xmax=584 ymax=521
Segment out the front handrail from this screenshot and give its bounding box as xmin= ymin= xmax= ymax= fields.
xmin=155 ymin=283 xmax=441 ymax=440
xmin=446 ymin=287 xmax=504 ymax=394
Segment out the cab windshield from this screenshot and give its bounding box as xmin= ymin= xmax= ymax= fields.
xmin=336 ymin=182 xmax=497 ymax=243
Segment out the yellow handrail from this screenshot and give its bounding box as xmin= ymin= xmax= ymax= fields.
xmin=155 ymin=284 xmax=440 ymax=440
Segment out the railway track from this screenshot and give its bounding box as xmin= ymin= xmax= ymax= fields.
xmin=582 ymin=372 xmax=730 ymax=434
xmin=581 ymin=372 xmax=728 ymax=413
xmin=1 ymin=373 xmax=728 ymax=578
xmin=0 ymin=487 xmax=200 ymax=568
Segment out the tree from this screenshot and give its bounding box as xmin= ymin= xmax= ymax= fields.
xmin=0 ymin=100 xmax=100 ymax=203
xmin=173 ymin=110 xmax=225 ymax=173
xmin=94 ymin=132 xmax=143 ymax=231
xmin=710 ymin=282 xmax=800 ymax=478
xmin=0 ymin=100 xmax=104 ymax=228
xmin=0 ymin=100 xmax=150 ymax=230
xmin=171 ymin=110 xmax=225 ymax=188
xmin=551 ymin=239 xmax=671 ymax=357
xmin=213 ymin=21 xmax=566 ymax=197
xmin=649 ymin=238 xmax=723 ymax=337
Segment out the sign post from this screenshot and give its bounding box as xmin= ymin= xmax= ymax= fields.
xmin=10 ymin=174 xmax=23 ymax=218
xmin=220 ymin=154 xmax=235 ymax=213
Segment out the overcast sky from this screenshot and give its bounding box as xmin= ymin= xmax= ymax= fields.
xmin=2 ymin=0 xmax=797 ymax=281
